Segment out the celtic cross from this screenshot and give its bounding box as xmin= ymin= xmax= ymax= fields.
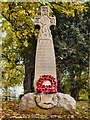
xmin=34 ymin=6 xmax=56 ymax=38
xmin=34 ymin=6 xmax=57 ymax=90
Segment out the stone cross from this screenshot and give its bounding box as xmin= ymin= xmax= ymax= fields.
xmin=34 ymin=6 xmax=57 ymax=90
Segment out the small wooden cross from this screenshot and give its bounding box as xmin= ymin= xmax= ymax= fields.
xmin=34 ymin=6 xmax=56 ymax=38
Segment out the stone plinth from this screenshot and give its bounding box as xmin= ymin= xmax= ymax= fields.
xmin=19 ymin=93 xmax=76 ymax=115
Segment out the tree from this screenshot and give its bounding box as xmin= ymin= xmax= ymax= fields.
xmin=2 ymin=2 xmax=89 ymax=97
xmin=51 ymin=2 xmax=89 ymax=99
xmin=2 ymin=2 xmax=40 ymax=93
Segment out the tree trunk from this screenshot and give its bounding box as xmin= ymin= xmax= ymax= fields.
xmin=23 ymin=62 xmax=34 ymax=94
xmin=75 ymin=87 xmax=79 ymax=100
xmin=4 ymin=86 xmax=8 ymax=101
xmin=70 ymin=71 xmax=81 ymax=100
xmin=57 ymin=67 xmax=63 ymax=92
xmin=22 ymin=38 xmax=36 ymax=94
xmin=71 ymin=87 xmax=79 ymax=100
xmin=58 ymin=69 xmax=61 ymax=87
xmin=58 ymin=67 xmax=63 ymax=84
xmin=70 ymin=73 xmax=76 ymax=99
xmin=75 ymin=71 xmax=81 ymax=100
xmin=71 ymin=88 xmax=76 ymax=99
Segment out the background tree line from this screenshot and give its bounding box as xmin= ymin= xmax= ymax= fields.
xmin=1 ymin=2 xmax=89 ymax=100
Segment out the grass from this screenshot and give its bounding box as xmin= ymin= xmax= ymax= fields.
xmin=1 ymin=100 xmax=89 ymax=119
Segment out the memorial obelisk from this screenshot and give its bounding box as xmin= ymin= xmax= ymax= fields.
xmin=34 ymin=6 xmax=57 ymax=90
xmin=19 ymin=6 xmax=76 ymax=114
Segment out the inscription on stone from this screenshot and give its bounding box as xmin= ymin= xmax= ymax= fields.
xmin=40 ymin=40 xmax=51 ymax=44
xmin=34 ymin=6 xmax=57 ymax=89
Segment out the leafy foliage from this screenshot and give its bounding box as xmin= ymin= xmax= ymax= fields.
xmin=52 ymin=2 xmax=89 ymax=99
xmin=1 ymin=2 xmax=89 ymax=99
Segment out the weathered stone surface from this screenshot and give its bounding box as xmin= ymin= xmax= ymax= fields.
xmin=19 ymin=92 xmax=76 ymax=115
xmin=34 ymin=6 xmax=57 ymax=90
xmin=36 ymin=94 xmax=58 ymax=109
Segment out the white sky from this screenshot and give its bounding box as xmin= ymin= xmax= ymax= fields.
xmin=0 ymin=84 xmax=24 ymax=98
xmin=12 ymin=85 xmax=24 ymax=97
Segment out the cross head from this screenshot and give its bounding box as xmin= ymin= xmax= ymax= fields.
xmin=34 ymin=6 xmax=56 ymax=38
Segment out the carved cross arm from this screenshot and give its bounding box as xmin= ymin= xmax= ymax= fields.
xmin=34 ymin=16 xmax=40 ymax=26
xmin=50 ymin=17 xmax=56 ymax=26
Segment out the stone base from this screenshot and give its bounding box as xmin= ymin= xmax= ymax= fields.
xmin=19 ymin=92 xmax=76 ymax=115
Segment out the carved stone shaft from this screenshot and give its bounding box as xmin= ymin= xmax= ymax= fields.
xmin=34 ymin=6 xmax=57 ymax=90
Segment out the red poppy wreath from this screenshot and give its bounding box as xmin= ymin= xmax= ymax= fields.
xmin=36 ymin=75 xmax=57 ymax=93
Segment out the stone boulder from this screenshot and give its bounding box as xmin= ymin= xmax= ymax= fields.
xmin=19 ymin=92 xmax=76 ymax=115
